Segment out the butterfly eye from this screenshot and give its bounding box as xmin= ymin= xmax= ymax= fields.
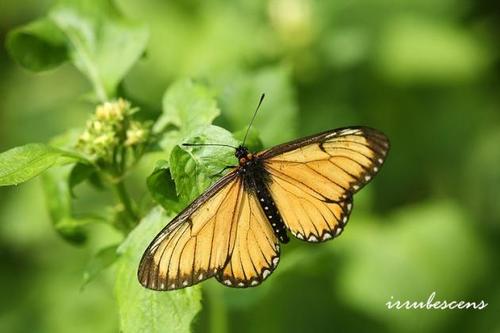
xmin=239 ymin=157 xmax=247 ymax=165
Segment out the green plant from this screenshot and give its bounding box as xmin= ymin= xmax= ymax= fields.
xmin=1 ymin=1 xmax=277 ymax=332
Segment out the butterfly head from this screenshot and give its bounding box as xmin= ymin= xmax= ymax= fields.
xmin=235 ymin=145 xmax=254 ymax=165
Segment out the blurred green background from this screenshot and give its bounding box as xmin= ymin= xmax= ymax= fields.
xmin=1 ymin=0 xmax=499 ymax=332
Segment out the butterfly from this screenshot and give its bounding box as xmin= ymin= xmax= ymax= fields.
xmin=138 ymin=98 xmax=390 ymax=291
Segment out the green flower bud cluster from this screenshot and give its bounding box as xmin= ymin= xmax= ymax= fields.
xmin=77 ymin=99 xmax=150 ymax=171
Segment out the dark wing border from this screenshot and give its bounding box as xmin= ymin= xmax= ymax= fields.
xmin=257 ymin=126 xmax=390 ymax=159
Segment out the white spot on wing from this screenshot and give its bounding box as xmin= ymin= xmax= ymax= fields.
xmin=340 ymin=129 xmax=358 ymax=135
xmin=308 ymin=235 xmax=318 ymax=242
xmin=238 ymin=282 xmax=244 ymax=287
xmin=365 ymin=175 xmax=371 ymax=181
xmin=272 ymin=257 xmax=279 ymax=266
xmin=378 ymin=158 xmax=383 ymax=164
xmin=224 ymin=280 xmax=232 ymax=286
xmin=182 ymin=280 xmax=188 ymax=286
xmin=170 ymin=283 xmax=175 ymax=289
xmin=263 ymin=269 xmax=271 ymax=279
xmin=322 ymin=233 xmax=332 ymax=240
xmin=335 ymin=228 xmax=342 ymax=236
xmin=251 ymin=280 xmax=259 ymax=286
xmin=347 ymin=203 xmax=352 ymax=211
xmin=198 ymin=273 xmax=204 ymax=280
xmin=296 ymin=233 xmax=304 ymax=240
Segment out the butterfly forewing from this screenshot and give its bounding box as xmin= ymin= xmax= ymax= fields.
xmin=260 ymin=127 xmax=389 ymax=242
xmin=138 ymin=173 xmax=242 ymax=290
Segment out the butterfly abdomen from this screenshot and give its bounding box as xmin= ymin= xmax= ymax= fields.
xmin=255 ymin=183 xmax=289 ymax=243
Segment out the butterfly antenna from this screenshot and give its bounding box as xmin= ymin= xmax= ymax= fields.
xmin=182 ymin=143 xmax=237 ymax=149
xmin=242 ymin=93 xmax=265 ymax=147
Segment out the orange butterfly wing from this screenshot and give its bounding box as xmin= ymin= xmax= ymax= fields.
xmin=215 ymin=192 xmax=279 ymax=287
xmin=259 ymin=127 xmax=389 ymax=242
xmin=138 ymin=172 xmax=242 ymax=290
xmin=138 ymin=171 xmax=280 ymax=290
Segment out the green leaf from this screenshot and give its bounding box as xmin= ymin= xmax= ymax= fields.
xmin=156 ymin=79 xmax=221 ymax=156
xmin=69 ymin=162 xmax=97 ymax=196
xmin=146 ymin=160 xmax=184 ymax=214
xmin=115 ymin=207 xmax=202 ymax=333
xmin=5 ymin=18 xmax=68 ymax=71
xmin=82 ymin=244 xmax=120 ymax=289
xmin=41 ymin=165 xmax=87 ymax=244
xmin=49 ymin=0 xmax=149 ymax=100
xmin=6 ymin=0 xmax=148 ymax=100
xmin=0 ymin=143 xmax=77 ymax=186
xmin=149 ymin=80 xmax=253 ymax=211
xmin=159 ymin=79 xmax=220 ymax=131
xmin=215 ymin=66 xmax=298 ymax=145
xmin=170 ymin=125 xmax=238 ymax=205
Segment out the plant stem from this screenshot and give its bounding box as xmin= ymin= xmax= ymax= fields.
xmin=113 ymin=180 xmax=138 ymax=226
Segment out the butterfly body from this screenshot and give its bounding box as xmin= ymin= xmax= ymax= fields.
xmin=235 ymin=145 xmax=290 ymax=243
xmin=139 ymin=127 xmax=389 ymax=290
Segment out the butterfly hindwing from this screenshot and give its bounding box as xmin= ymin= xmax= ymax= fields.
xmin=265 ymin=163 xmax=353 ymax=242
xmin=216 ymin=191 xmax=280 ymax=287
xmin=260 ymin=127 xmax=389 ymax=242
